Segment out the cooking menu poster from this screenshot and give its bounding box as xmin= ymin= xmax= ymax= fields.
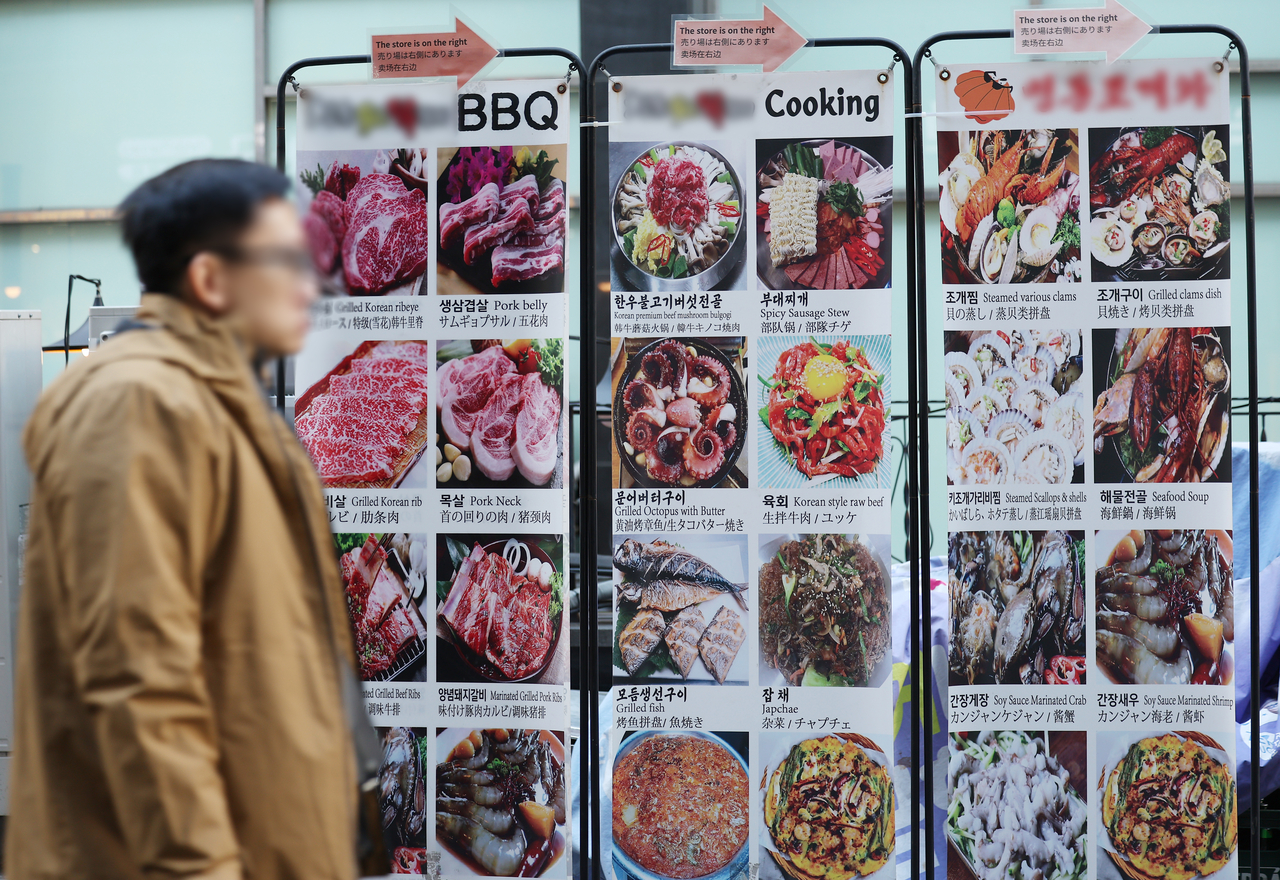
xmin=294 ymin=80 xmax=571 ymax=878
xmin=937 ymin=61 xmax=1237 ymax=880
xmin=604 ymin=70 xmax=908 ymax=880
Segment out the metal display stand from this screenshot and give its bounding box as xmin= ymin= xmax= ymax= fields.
xmin=269 ymin=44 xmax=595 ymax=875
xmin=581 ymin=38 xmax=917 ymax=880
xmin=912 ymin=26 xmax=1260 ymax=880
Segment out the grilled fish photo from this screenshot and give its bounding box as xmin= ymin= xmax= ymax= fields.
xmin=664 ymin=607 xmax=705 ymax=678
xmin=699 ymin=607 xmax=746 ymax=684
xmin=619 ymin=608 xmax=667 ymax=676
xmin=613 ymin=539 xmax=748 ymax=610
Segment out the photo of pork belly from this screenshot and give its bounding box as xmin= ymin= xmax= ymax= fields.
xmin=436 ymin=145 xmax=568 ymax=294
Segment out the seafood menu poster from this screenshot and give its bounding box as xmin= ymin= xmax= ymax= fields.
xmin=937 ymin=61 xmax=1237 ymax=880
xmin=294 ymin=80 xmax=571 ymax=878
xmin=604 ymin=71 xmax=907 ymax=880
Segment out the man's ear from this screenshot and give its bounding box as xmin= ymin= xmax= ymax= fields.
xmin=186 ymin=251 xmax=231 ymax=313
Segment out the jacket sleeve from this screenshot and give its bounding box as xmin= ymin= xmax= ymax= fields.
xmin=53 ymin=376 xmax=242 ymax=880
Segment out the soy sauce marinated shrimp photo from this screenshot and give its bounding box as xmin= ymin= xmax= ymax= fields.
xmin=937 ymin=128 xmax=1083 ymax=285
xmin=944 ymin=329 xmax=1087 ymax=486
xmin=1094 ymin=529 xmax=1234 ymax=686
xmin=1091 ymin=328 xmax=1231 ymax=484
xmin=1089 ymin=125 xmax=1230 ymax=282
xmin=948 ymin=530 xmax=1086 ymax=686
xmin=435 ymin=729 xmax=568 ymax=877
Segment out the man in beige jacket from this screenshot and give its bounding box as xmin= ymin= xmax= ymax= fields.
xmin=8 ymin=159 xmax=376 ymax=879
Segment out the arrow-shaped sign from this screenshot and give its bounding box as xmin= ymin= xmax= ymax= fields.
xmin=672 ymin=5 xmax=808 ymax=72
xmin=370 ymin=17 xmax=499 ymax=85
xmin=1014 ymin=0 xmax=1151 ymax=64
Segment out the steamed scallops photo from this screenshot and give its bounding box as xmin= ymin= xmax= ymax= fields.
xmin=938 ymin=128 xmax=1082 ymax=284
xmin=945 ymin=329 xmax=1087 ymax=485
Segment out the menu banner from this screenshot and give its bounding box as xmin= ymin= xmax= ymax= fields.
xmin=295 ymin=79 xmax=571 ymax=878
xmin=937 ymin=58 xmax=1236 ymax=880
xmin=603 ymin=70 xmax=907 ymax=880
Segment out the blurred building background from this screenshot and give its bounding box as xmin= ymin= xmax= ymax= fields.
xmin=0 ymin=0 xmax=1273 ymax=567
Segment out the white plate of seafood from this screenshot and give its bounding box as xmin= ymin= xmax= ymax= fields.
xmin=612 ymin=535 xmax=750 ymax=685
xmin=1095 ymin=529 xmax=1233 ymax=686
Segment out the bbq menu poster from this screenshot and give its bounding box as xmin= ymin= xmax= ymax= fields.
xmin=603 ymin=70 xmax=908 ymax=880
xmin=294 ymin=79 xmax=571 ymax=879
xmin=936 ymin=59 xmax=1236 ymax=880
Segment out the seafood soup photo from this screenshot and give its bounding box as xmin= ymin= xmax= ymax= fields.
xmin=1096 ymin=731 xmax=1237 ymax=880
xmin=611 ymin=730 xmax=750 ymax=880
xmin=945 ymin=329 xmax=1087 ymax=486
xmin=612 ymin=337 xmax=749 ymax=489
xmin=949 ymin=530 xmax=1086 ymax=685
xmin=755 ymin=137 xmax=893 ymax=290
xmin=757 ymin=336 xmax=890 ymax=490
xmin=1094 ymin=529 xmax=1233 ymax=686
xmin=1089 ymin=126 xmax=1229 ymax=282
xmin=436 ymin=534 xmax=568 ymax=686
xmin=378 ymin=727 xmax=429 ymax=873
xmin=611 ymin=141 xmax=746 ymax=291
xmin=613 ymin=534 xmax=749 ymax=685
xmin=947 ymin=730 xmax=1088 ymax=880
xmin=435 ymin=338 xmax=565 ymax=489
xmin=758 ymin=534 xmax=892 ymax=689
xmin=1092 ymin=328 xmax=1231 ymax=484
xmin=759 ymin=732 xmax=896 ymax=880
xmin=938 ymin=129 xmax=1082 ymax=284
xmin=436 ymin=728 xmax=568 ymax=877
xmin=436 ymin=144 xmax=569 ymax=294
xmin=334 ymin=533 xmax=431 ymax=681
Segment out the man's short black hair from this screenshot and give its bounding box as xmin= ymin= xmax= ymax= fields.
xmin=119 ymin=159 xmax=291 ymax=296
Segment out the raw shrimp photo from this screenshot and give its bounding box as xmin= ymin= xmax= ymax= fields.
xmin=1094 ymin=529 xmax=1233 ymax=686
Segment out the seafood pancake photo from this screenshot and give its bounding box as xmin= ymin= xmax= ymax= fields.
xmin=1092 ymin=328 xmax=1231 ymax=484
xmin=1094 ymin=529 xmax=1233 ymax=686
xmin=435 ymin=729 xmax=568 ymax=877
xmin=1089 ymin=126 xmax=1230 ymax=282
xmin=1098 ymin=731 xmax=1237 ymax=880
xmin=612 ymin=535 xmax=750 ymax=685
xmin=948 ymin=530 xmax=1086 ymax=685
xmin=612 ymin=732 xmax=750 ymax=880
xmin=945 ymin=329 xmax=1087 ymax=485
xmin=947 ymin=731 xmax=1087 ymax=880
xmin=937 ymin=128 xmax=1082 ymax=284
xmin=761 ymin=733 xmax=896 ymax=880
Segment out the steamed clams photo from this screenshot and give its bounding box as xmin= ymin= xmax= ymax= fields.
xmin=938 ymin=128 xmax=1082 ymax=284
xmin=1095 ymin=529 xmax=1233 ymax=686
xmin=945 ymin=329 xmax=1087 ymax=485
xmin=1089 ymin=125 xmax=1230 ymax=281
xmin=949 ymin=530 xmax=1086 ymax=685
xmin=1092 ymin=328 xmax=1231 ymax=483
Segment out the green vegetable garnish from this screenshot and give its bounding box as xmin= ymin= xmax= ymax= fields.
xmin=806 ymin=401 xmax=840 ymax=437
xmin=1142 ymin=126 xmax=1175 ymax=149
xmin=1053 ymin=215 xmax=1081 ymax=250
xmin=782 ymin=572 xmax=798 ymax=610
xmin=822 ymin=181 xmax=865 ymax=217
xmin=632 ymin=162 xmax=647 ymax=182
xmin=533 ymin=338 xmax=564 ymax=388
xmin=996 ymin=198 xmax=1016 ymax=228
xmin=300 ymin=163 xmax=326 ymax=196
xmin=548 ymin=571 xmax=564 ymax=620
xmin=512 ymin=148 xmax=560 ymax=192
xmin=784 ymin=407 xmax=809 ymax=420
xmin=776 ymin=551 xmax=790 ymax=571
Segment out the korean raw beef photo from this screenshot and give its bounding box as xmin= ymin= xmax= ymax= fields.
xmin=299 ymin=150 xmax=431 ymax=295
xmin=437 ymin=146 xmax=567 ymax=294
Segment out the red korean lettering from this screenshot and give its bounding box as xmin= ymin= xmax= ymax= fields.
xmin=1175 ymin=70 xmax=1211 ymax=108
xmin=1134 ymin=70 xmax=1169 ymax=109
xmin=1022 ymin=73 xmax=1056 ymax=113
xmin=1064 ymin=72 xmax=1092 ymax=112
xmin=1100 ymin=73 xmax=1131 ymax=110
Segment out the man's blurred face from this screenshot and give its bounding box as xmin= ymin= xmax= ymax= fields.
xmin=215 ymin=198 xmax=318 ymax=357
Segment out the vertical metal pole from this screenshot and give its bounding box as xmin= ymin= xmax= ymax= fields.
xmin=906 ymin=54 xmax=922 ymax=880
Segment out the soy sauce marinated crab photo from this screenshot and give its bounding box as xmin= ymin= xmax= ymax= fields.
xmin=1092 ymin=328 xmax=1231 ymax=484
xmin=1089 ymin=126 xmax=1230 ymax=281
xmin=949 ymin=530 xmax=1086 ymax=686
xmin=938 ymin=128 xmax=1082 ymax=284
xmin=945 ymin=329 xmax=1087 ymax=485
xmin=1095 ymin=530 xmax=1234 ymax=686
